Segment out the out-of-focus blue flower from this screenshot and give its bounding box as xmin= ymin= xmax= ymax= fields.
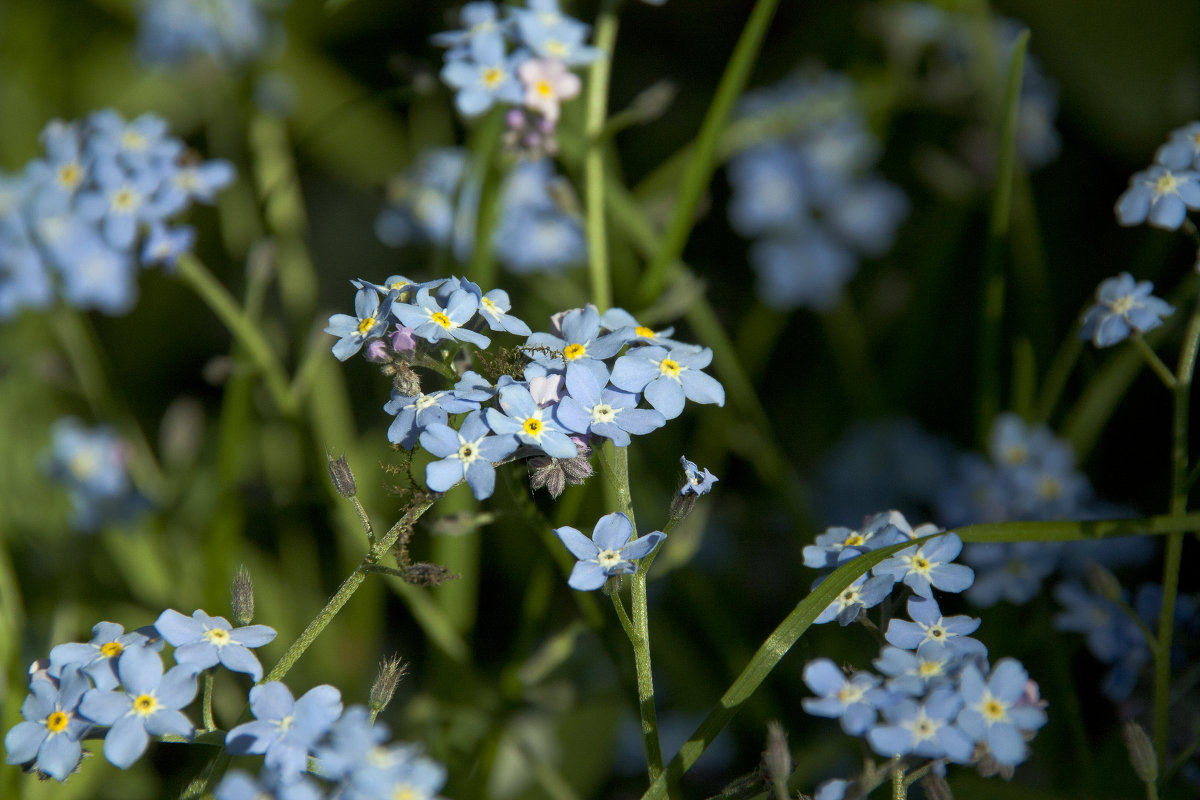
xmin=1079 ymin=272 xmax=1174 ymax=348
xmin=154 ymin=609 xmax=276 ymax=682
xmin=812 ymin=556 xmax=896 ymax=626
xmin=749 ymin=230 xmax=857 ymax=311
xmin=1116 ymin=165 xmax=1200 ymax=229
xmin=137 ymin=0 xmax=281 ymax=67
xmin=885 ymin=596 xmax=987 ymax=658
xmin=609 ymin=344 xmax=725 ymax=420
xmin=867 ymin=686 xmax=974 ymax=762
xmin=873 ymin=644 xmax=954 ymax=697
xmin=492 ymin=159 xmax=587 ymax=274
xmin=956 ymin=659 xmax=1047 ymax=766
xmin=311 ymin=706 xmax=391 ymax=782
xmin=344 ymin=750 xmax=448 ymax=800
xmin=679 ymin=455 xmax=718 ymax=496
xmin=458 ymin=283 xmax=532 ymax=336
xmin=4 ymin=667 xmax=92 ymax=782
xmin=872 ymin=533 xmax=975 ymax=598
xmin=43 ymin=417 xmax=145 ymax=532
xmin=215 ymin=769 xmax=323 ymax=800
xmin=800 ymin=658 xmax=892 ymax=735
xmin=440 ymin=34 xmax=525 ymax=117
xmin=1052 ymin=580 xmax=1149 ymax=700
xmin=376 ymin=148 xmax=472 ymax=255
xmin=485 ymin=382 xmax=578 ymax=458
xmin=962 ymin=542 xmax=1062 ymax=607
xmin=431 ymin=1 xmax=507 ymax=57
xmin=1155 ymin=121 xmax=1200 ymax=171
xmin=78 ymin=647 xmax=198 ymax=769
xmin=48 ymin=621 xmax=160 ymax=691
xmin=419 ymin=411 xmax=519 ymax=500
xmin=225 ymin=682 xmax=343 ymax=784
xmin=553 ymin=512 xmax=665 ymax=591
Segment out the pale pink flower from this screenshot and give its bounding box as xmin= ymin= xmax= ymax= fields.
xmin=518 ymin=59 xmax=581 ymax=122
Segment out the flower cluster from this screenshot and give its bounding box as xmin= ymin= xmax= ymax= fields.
xmin=433 ymin=0 xmax=597 ymax=155
xmin=136 ymin=0 xmax=287 ymax=67
xmin=725 ymin=69 xmax=908 ymax=311
xmin=0 ymin=110 xmax=234 ymax=318
xmin=801 ymin=510 xmax=1047 ymax=788
xmin=1116 ymin=120 xmax=1200 ymax=230
xmin=375 ymin=151 xmax=586 ymax=275
xmin=1079 ymin=272 xmax=1174 ymax=348
xmin=867 ymin=5 xmax=1061 ymax=174
xmin=3 ymin=610 xmax=273 ymax=781
xmin=327 ymin=276 xmax=724 ymax=501
xmin=42 ymin=417 xmax=145 ymax=532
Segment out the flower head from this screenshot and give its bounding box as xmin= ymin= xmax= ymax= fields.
xmin=154 ymin=608 xmax=276 ymax=682
xmin=553 ymin=512 xmax=665 ymax=591
xmin=1079 ymin=272 xmax=1174 ymax=348
xmin=4 ymin=666 xmax=92 ymax=781
xmin=225 ymin=682 xmax=344 ymax=783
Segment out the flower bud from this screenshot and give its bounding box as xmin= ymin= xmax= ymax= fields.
xmin=327 ymin=453 xmax=357 ymax=498
xmin=231 ymin=565 xmax=255 ymax=626
xmin=763 ymin=720 xmax=791 ymax=792
xmin=1122 ymin=720 xmax=1157 ymax=783
xmin=369 ymin=654 xmax=408 ymax=716
xmin=1086 ymin=562 xmax=1122 ymax=602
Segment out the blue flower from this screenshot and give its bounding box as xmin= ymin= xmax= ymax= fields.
xmin=226 ymin=682 xmax=344 ymax=783
xmin=800 ymin=658 xmax=891 ymax=735
xmin=1155 ymin=121 xmax=1200 ymax=171
xmin=48 ymin=620 xmax=160 ymax=691
xmin=215 ymin=769 xmax=323 ymax=800
xmin=472 ymin=286 xmax=533 ymax=335
xmin=385 ymin=390 xmax=480 ymax=450
xmin=813 ymin=560 xmax=896 ymax=626
xmin=344 ymin=750 xmax=448 ymax=800
xmin=554 ymin=367 xmax=666 ymax=446
xmin=609 ymin=345 xmax=725 ymax=420
xmin=867 ymin=687 xmax=974 ymax=762
xmin=727 ymin=143 xmax=807 ymax=236
xmin=802 ymin=510 xmax=911 ymax=570
xmin=419 ymin=411 xmax=519 ymax=500
xmin=1079 ymin=272 xmax=1174 ymax=348
xmin=325 ymin=283 xmax=391 ymax=361
xmin=885 ymin=596 xmax=987 ymax=658
xmin=872 ymin=533 xmax=975 ymax=598
xmin=153 ymin=609 xmax=276 ymax=682
xmin=391 ymin=286 xmax=490 ymax=349
xmin=4 ymin=667 xmax=92 ymax=781
xmin=955 ymin=659 xmax=1047 ymax=766
xmin=78 ymin=646 xmax=198 ymax=769
xmin=485 ymin=382 xmax=578 ymax=458
xmin=679 ymin=456 xmax=718 ymax=496
xmin=439 ymin=34 xmax=524 ymax=117
xmin=873 ymin=644 xmax=955 ymax=697
xmin=1116 ymin=165 xmax=1200 ymax=229
xmin=1052 ymin=581 xmax=1148 ymax=694
xmin=526 ymin=305 xmax=630 ymax=386
xmin=137 ymin=0 xmax=275 ymax=67
xmin=311 ymin=706 xmax=390 ymax=782
xmin=430 ymin=1 xmax=507 ymax=57
xmin=962 ymin=542 xmax=1061 ymax=606
xmin=43 ymin=417 xmax=144 ymax=532
xmin=553 ymin=512 xmax=665 ymax=591
xmin=750 ymin=230 xmax=856 ymax=311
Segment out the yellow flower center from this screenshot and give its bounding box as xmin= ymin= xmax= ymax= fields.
xmin=1038 ymin=476 xmax=1062 ymax=499
xmin=113 ymin=187 xmax=138 ymax=212
xmin=523 ymin=418 xmax=543 ymax=437
xmin=482 ymin=67 xmax=504 ymax=88
xmin=57 ymin=163 xmax=82 ymax=189
xmin=204 ymin=628 xmax=232 ymax=647
xmin=357 ymin=316 xmax=377 ymax=335
xmin=133 ymin=694 xmax=160 ymax=717
xmin=842 ymin=533 xmax=865 ymax=547
xmin=1110 ymin=295 xmax=1135 ymax=315
xmin=563 ymin=343 xmax=586 ymax=360
xmin=979 ymin=694 xmax=1008 ymax=723
xmin=836 ymin=684 xmax=864 ymax=705
xmin=535 ymin=80 xmax=554 ymax=98
xmin=658 ymin=359 xmax=681 ymax=379
xmin=100 ymin=641 xmax=124 ymax=658
xmin=1155 ymin=171 xmax=1180 ymax=196
xmin=458 ymin=443 xmax=477 ymax=462
xmin=546 ymin=40 xmax=568 ymax=57
xmin=634 ymin=326 xmax=655 ymax=339
xmin=590 ymin=403 xmax=615 ymax=424
xmin=122 ymin=130 xmax=147 ymax=151
xmin=482 ymin=297 xmax=498 ymax=315
xmin=432 ymin=311 xmax=452 ymax=329
xmin=1002 ymin=444 xmax=1027 ymax=465
xmin=393 ymin=787 xmax=419 ymax=800
xmin=911 ymin=555 xmax=931 ymax=573
xmin=918 ymin=660 xmax=944 ymax=678
xmin=45 ymin=711 xmax=70 ymax=733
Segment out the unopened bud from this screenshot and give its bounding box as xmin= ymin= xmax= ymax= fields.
xmin=528 ymin=441 xmax=593 ymax=498
xmin=763 ymin=720 xmax=791 ymax=791
xmin=231 ymin=565 xmax=255 ymax=626
xmin=370 ymin=654 xmax=408 ymax=716
xmin=633 ymin=80 xmax=677 ymax=122
xmin=1122 ymin=720 xmax=1157 ymax=783
xmin=327 ymin=453 xmax=357 ymax=498
xmin=919 ymin=773 xmax=953 ymax=800
xmin=1086 ymin=562 xmax=1122 ymax=602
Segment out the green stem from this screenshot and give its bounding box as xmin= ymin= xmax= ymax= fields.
xmin=631 ymin=561 xmax=664 ymax=783
xmin=1034 ymin=310 xmax=1085 ymax=423
xmin=175 ymin=253 xmax=298 ymax=418
xmin=584 ymin=0 xmax=619 ymax=311
xmin=1131 ymin=334 xmax=1177 ymax=389
xmin=351 ymin=496 xmax=376 ymax=548
xmin=890 ymin=758 xmax=905 ymax=800
xmin=636 ymin=0 xmax=781 ymax=305
xmin=202 ymin=672 xmax=216 ymax=732
xmin=611 ymin=591 xmax=637 ymax=643
xmin=466 ymin=109 xmax=506 ymax=287
xmin=1154 ymin=297 xmax=1200 ymax=767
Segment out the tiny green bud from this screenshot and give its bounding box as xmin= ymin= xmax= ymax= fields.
xmin=369 ymin=655 xmax=408 ymax=716
xmin=230 ymin=565 xmax=255 ymax=626
xmin=1122 ymin=720 xmax=1158 ymax=783
xmin=1086 ymin=562 xmax=1122 ymax=602
xmin=327 ymin=453 xmax=357 ymax=498
xmin=632 ymin=80 xmax=676 ymax=123
xmin=763 ymin=720 xmax=791 ymax=793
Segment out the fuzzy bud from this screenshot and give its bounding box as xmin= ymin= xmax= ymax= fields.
xmin=392 ymin=364 xmax=422 ymax=397
xmin=632 ymin=80 xmax=677 ymax=122
xmin=1122 ymin=720 xmax=1157 ymax=783
xmin=230 ymin=565 xmax=255 ymax=626
xmin=528 ymin=441 xmax=594 ymax=498
xmin=369 ymin=654 xmax=408 ymax=716
xmin=1086 ymin=562 xmax=1122 ymax=602
xmin=327 ymin=453 xmax=357 ymax=498
xmin=763 ymin=720 xmax=791 ymax=793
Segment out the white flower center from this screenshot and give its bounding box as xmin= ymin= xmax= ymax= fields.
xmin=589 ymin=403 xmax=616 ymax=424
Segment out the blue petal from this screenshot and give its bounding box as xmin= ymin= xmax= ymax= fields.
xmin=567 ymin=561 xmax=607 ymax=591
xmin=555 ymin=526 xmax=598 ymax=560
xmin=592 ymin=512 xmax=633 ymax=551
xmin=426 ymin=458 xmax=464 ymax=492
xmin=620 ymin=531 xmax=664 ymax=560
xmin=103 ymin=715 xmax=150 ymax=769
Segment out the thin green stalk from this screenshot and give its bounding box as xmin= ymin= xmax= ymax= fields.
xmin=466 ymin=109 xmax=506 ymax=288
xmin=1034 ymin=310 xmax=1085 ymax=423
xmin=175 ymin=253 xmax=298 ymax=418
xmin=1131 ymin=333 xmax=1177 ymax=389
xmin=611 ymin=591 xmax=636 ymax=643
xmin=890 ymin=759 xmax=905 ymax=800
xmin=584 ymin=0 xmax=619 ymax=311
xmin=201 ymin=672 xmax=216 ymax=732
xmin=631 ymin=564 xmax=664 ymax=784
xmin=1154 ymin=298 xmax=1200 ymax=767
xmin=636 ymin=0 xmax=780 ymax=305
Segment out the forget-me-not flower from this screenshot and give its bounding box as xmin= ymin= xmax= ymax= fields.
xmin=800 ymin=658 xmax=891 ymax=735
xmin=78 ymin=646 xmax=198 ymax=769
xmin=154 ymin=609 xmax=276 ymax=682
xmin=885 ymin=596 xmax=987 ymax=658
xmin=325 ymin=284 xmax=391 ymax=361
xmin=440 ymin=34 xmax=524 ymax=117
xmin=4 ymin=666 xmax=92 ymax=781
xmin=419 ymin=411 xmax=519 ymax=500
xmin=48 ymin=620 xmax=160 ymax=691
xmin=956 ymin=659 xmax=1047 ymax=766
xmin=802 ymin=510 xmax=910 ymax=570
xmin=679 ymin=455 xmax=718 ymax=496
xmin=867 ymin=687 xmax=974 ymax=763
xmin=872 ymin=533 xmax=975 ymax=598
xmin=225 ymin=682 xmax=344 ymax=783
xmin=1079 ymin=272 xmax=1174 ymax=348
xmin=486 ymin=382 xmax=578 ymax=458
xmin=385 ymin=390 xmax=480 ymax=450
xmin=554 ymin=367 xmax=665 ymax=446
xmin=1116 ymin=165 xmax=1200 ymax=229
xmin=553 ymin=512 xmax=665 ymax=591
xmin=609 ymin=344 xmax=725 ymax=420
xmin=392 ymin=286 xmax=490 ymax=349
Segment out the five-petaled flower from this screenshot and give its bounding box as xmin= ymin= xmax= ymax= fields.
xmin=553 ymin=512 xmax=665 ymax=591
xmin=154 ymin=609 xmax=277 ymax=682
